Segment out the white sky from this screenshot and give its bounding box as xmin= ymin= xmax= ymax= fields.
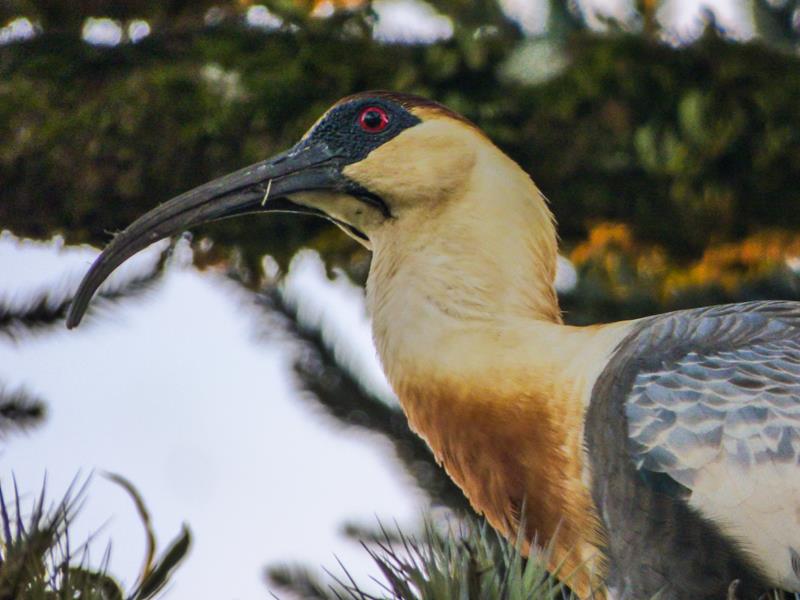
xmin=0 ymin=234 xmax=425 ymax=599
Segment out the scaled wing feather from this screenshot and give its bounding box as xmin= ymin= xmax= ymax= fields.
xmin=619 ymin=301 xmax=800 ymax=589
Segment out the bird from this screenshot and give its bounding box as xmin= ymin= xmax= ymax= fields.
xmin=65 ymin=91 xmax=800 ymax=600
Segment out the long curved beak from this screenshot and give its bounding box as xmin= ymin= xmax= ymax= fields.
xmin=66 ymin=140 xmax=362 ymax=329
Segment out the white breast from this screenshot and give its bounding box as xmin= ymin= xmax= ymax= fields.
xmin=689 ymin=458 xmax=800 ymax=590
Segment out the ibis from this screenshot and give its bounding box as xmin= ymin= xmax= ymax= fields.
xmin=66 ymin=92 xmax=800 ymax=599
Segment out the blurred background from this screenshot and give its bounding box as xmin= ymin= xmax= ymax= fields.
xmin=1 ymin=0 xmax=800 ymax=597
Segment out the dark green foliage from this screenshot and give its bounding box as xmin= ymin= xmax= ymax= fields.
xmin=3 ymin=1 xmax=800 ymax=282
xmin=268 ymin=519 xmax=574 ymax=600
xmin=356 ymin=522 xmax=568 ymax=600
xmin=0 ymin=474 xmax=190 ymax=600
xmin=514 ymin=35 xmax=800 ymax=258
xmin=0 ymin=387 xmax=45 ymax=436
xmin=752 ymin=0 xmax=800 ymax=51
xmin=0 ymin=0 xmax=233 ymax=34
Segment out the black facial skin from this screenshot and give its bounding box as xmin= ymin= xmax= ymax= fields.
xmin=289 ymin=96 xmax=422 ymax=219
xmin=307 ymin=97 xmax=421 ymax=164
xmin=65 ymin=93 xmax=423 ymax=328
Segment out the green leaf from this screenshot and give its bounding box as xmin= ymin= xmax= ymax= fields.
xmin=131 ymin=526 xmax=191 ymax=600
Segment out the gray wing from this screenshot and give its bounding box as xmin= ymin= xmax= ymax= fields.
xmin=623 ymin=301 xmax=800 ymax=490
xmin=590 ymin=302 xmax=800 ymax=598
xmin=602 ymin=300 xmax=800 ymax=589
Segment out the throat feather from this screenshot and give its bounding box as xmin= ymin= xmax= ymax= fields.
xmin=395 ymin=376 xmax=604 ymax=599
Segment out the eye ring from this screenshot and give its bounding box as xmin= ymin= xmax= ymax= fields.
xmin=358 ymin=106 xmax=389 ymax=133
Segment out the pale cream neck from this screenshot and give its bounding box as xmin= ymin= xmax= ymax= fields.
xmin=365 ymin=144 xmax=564 ymax=384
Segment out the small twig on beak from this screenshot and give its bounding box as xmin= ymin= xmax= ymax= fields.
xmin=261 ymin=179 xmax=273 ymax=207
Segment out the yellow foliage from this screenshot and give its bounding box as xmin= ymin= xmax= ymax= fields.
xmin=664 ymin=230 xmax=800 ymax=297
xmin=570 ymin=223 xmax=637 ymax=264
xmin=570 ymin=223 xmax=668 ymax=301
xmin=570 ymin=223 xmax=800 ymax=304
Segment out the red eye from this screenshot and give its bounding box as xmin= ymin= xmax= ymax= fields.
xmin=358 ymin=106 xmax=389 ymax=133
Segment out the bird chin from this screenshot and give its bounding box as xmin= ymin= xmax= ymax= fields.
xmin=258 ymin=196 xmax=369 ymax=244
xmin=282 ymin=189 xmax=384 ymax=249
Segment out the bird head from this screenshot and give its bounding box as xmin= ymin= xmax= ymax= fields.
xmin=66 ymin=91 xmax=553 ymax=329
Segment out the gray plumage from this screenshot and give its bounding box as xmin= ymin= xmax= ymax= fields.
xmin=587 ymin=300 xmax=800 ymax=599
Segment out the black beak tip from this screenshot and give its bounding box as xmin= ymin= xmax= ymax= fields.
xmin=65 ymin=310 xmax=80 ymax=329
xmin=66 ymin=261 xmax=107 ymax=330
xmin=65 ymin=298 xmax=86 ymax=329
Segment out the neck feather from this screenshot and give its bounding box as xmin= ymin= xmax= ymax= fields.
xmin=361 ymin=143 xmax=635 ymax=594
xmin=366 ymin=145 xmax=561 ymax=383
